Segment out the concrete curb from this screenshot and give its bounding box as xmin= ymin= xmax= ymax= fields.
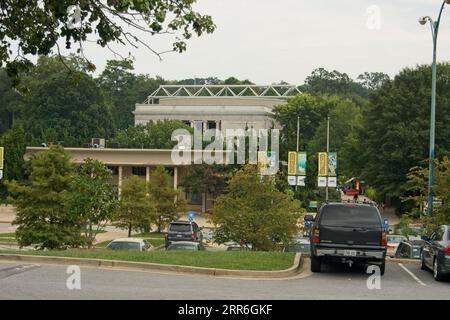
xmin=0 ymin=253 xmax=302 ymax=278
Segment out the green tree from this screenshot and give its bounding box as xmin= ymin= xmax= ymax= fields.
xmin=65 ymin=158 xmax=118 ymax=248
xmin=111 ymin=120 xmax=192 ymax=149
xmin=21 ymin=56 xmax=115 ymax=146
xmin=7 ymin=145 xmax=82 ymax=249
xmin=212 ymin=165 xmax=301 ymax=251
xmin=303 ymin=68 xmax=368 ymax=98
xmin=0 ymin=68 xmax=22 ymax=134
xmin=97 ymin=59 xmax=166 ymax=129
xmin=360 ymin=63 xmax=450 ymax=202
xmin=403 ymin=157 xmax=450 ymax=230
xmin=181 ymin=164 xmax=228 ymax=211
xmin=114 ymin=175 xmax=154 ymax=237
xmin=357 ymin=72 xmax=390 ymax=91
xmin=0 ymin=1 xmax=215 ymax=86
xmin=148 ymin=166 xmax=186 ymax=232
xmin=0 ymin=125 xmax=26 ymax=202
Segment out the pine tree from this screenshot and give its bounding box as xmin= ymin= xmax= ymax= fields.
xmin=114 ymin=175 xmax=154 ymax=237
xmin=148 ymin=166 xmax=186 ymax=233
xmin=7 ymin=145 xmax=82 ymax=249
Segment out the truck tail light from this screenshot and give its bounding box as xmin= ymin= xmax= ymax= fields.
xmin=313 ymin=229 xmax=320 ymax=244
xmin=444 ymin=246 xmax=450 ymax=254
xmin=381 ymin=231 xmax=387 ymax=247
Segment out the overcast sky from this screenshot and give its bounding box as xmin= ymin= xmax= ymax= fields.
xmin=77 ymin=0 xmax=450 ymax=84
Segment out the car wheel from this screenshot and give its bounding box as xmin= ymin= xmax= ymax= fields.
xmin=310 ymin=255 xmax=322 ymax=273
xmin=379 ymin=260 xmax=385 ymax=276
xmin=420 ymin=253 xmax=428 ymax=271
xmin=433 ymin=257 xmax=444 ymax=281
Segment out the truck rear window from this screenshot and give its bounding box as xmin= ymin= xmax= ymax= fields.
xmin=169 ymin=224 xmax=191 ymax=232
xmin=320 ymin=205 xmax=381 ymax=227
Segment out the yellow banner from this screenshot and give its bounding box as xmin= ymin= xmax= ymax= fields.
xmin=287 ymin=152 xmax=297 ymax=175
xmin=0 ymin=147 xmax=3 ymax=170
xmin=318 ymin=152 xmax=328 ymax=176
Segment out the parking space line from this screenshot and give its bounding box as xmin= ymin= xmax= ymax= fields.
xmin=398 ymin=263 xmax=427 ymax=286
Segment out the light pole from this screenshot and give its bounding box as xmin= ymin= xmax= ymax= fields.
xmin=325 ymin=116 xmax=330 ymax=201
xmin=419 ymin=0 xmax=450 ymax=215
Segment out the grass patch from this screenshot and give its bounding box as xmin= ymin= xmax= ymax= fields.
xmin=0 ymin=250 xmax=295 ymax=271
xmin=95 ymin=238 xmax=165 ymax=248
xmin=0 ymin=238 xmax=17 ymax=244
xmin=132 ymin=232 xmax=165 ymax=239
xmin=0 ymin=233 xmax=15 ymax=238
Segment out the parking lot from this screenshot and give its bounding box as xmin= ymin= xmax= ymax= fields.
xmin=0 ymin=258 xmax=448 ymax=300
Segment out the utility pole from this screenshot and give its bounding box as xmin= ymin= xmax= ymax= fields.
xmin=418 ymin=1 xmax=450 ymax=215
xmin=326 ymin=116 xmax=330 ymax=201
xmin=295 ymin=116 xmax=300 ymax=191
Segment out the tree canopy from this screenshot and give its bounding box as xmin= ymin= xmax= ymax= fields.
xmin=0 ymin=0 xmax=215 ymax=85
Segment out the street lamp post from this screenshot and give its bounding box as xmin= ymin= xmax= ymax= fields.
xmin=419 ymin=0 xmax=450 ymax=215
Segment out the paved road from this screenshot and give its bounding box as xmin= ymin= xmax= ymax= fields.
xmin=0 ymin=259 xmax=448 ymax=300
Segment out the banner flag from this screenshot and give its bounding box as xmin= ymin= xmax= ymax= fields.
xmin=297 ymin=152 xmax=307 ymax=176
xmin=287 ymin=152 xmax=297 ymax=175
xmin=328 ymin=152 xmax=337 ymax=177
xmin=318 ymin=152 xmax=327 ymax=176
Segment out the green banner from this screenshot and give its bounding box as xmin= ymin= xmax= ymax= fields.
xmin=297 ymin=152 xmax=307 ymax=176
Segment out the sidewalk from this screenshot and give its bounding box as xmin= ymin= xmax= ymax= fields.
xmin=0 ymin=205 xmax=16 ymax=223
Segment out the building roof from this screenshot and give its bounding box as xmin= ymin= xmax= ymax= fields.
xmin=143 ymin=84 xmax=301 ymax=103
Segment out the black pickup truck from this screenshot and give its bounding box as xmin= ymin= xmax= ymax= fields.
xmin=309 ymin=202 xmax=387 ymax=275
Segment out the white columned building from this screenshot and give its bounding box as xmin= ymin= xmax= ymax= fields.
xmin=133 ymin=84 xmax=301 ymax=131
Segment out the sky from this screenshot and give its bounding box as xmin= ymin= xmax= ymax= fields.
xmin=72 ymin=0 xmax=450 ymax=85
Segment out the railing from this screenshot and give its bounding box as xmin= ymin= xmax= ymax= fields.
xmin=143 ymin=84 xmax=301 ymax=103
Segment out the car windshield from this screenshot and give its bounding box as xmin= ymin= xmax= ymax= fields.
xmin=320 ymin=205 xmax=381 ymax=227
xmin=169 ymin=224 xmax=191 ymax=232
xmin=168 ymin=243 xmax=198 ymax=250
xmin=108 ymin=241 xmax=140 ymax=250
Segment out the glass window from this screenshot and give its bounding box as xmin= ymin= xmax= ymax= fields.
xmin=320 ymin=205 xmax=381 ymax=227
xmin=132 ymin=167 xmax=146 ymax=176
xmin=169 ymin=224 xmax=191 ymax=232
xmin=108 ymin=166 xmax=119 ymax=175
xmin=108 ymin=241 xmax=140 ymax=250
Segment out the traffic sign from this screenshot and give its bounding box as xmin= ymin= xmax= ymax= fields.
xmin=383 ymin=218 xmax=389 ymax=231
xmin=297 ymin=176 xmax=306 ymax=186
xmin=287 ymin=175 xmax=296 ymax=186
xmin=188 ymin=211 xmax=196 ymax=222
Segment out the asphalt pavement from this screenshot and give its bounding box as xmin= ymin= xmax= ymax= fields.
xmin=0 ymin=259 xmax=448 ymax=300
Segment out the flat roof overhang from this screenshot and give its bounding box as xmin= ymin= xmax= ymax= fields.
xmin=24 ymin=147 xmax=232 ymax=167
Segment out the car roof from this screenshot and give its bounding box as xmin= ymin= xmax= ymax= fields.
xmin=170 ymin=220 xmax=193 ymax=224
xmin=110 ymin=238 xmax=144 ymax=243
xmin=324 ymin=202 xmax=375 ymax=207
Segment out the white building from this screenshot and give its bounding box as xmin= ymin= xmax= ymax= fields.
xmin=133 ymin=84 xmax=301 ymax=131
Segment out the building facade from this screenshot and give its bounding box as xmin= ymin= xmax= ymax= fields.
xmin=133 ymin=84 xmax=301 ymax=131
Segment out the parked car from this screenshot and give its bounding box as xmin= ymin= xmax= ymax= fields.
xmin=421 ymin=225 xmax=450 ymax=281
xmin=284 ymin=236 xmax=310 ymax=253
xmin=394 ymin=240 xmax=424 ymax=259
xmin=106 ymin=238 xmax=152 ymax=251
xmin=202 ymin=228 xmax=215 ymax=242
xmin=165 ymin=220 xmax=203 ymax=248
xmin=309 ymin=202 xmax=387 ymax=275
xmin=387 ymin=235 xmax=407 ymax=257
xmin=166 ymin=241 xmax=205 ymax=251
xmin=225 ymin=241 xmax=252 ymax=251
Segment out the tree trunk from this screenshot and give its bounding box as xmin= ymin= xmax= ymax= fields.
xmin=128 ymin=223 xmax=132 ymax=237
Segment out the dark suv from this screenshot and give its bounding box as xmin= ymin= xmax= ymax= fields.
xmin=309 ymin=202 xmax=387 ymax=275
xmin=165 ymin=221 xmax=203 ymax=248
